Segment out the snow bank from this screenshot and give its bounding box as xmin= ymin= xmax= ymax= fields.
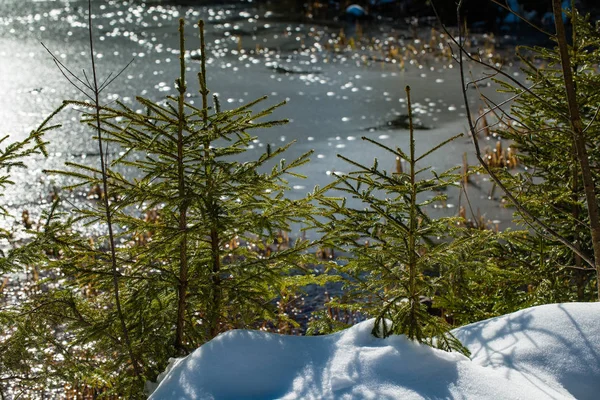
xmin=149 ymin=303 xmax=600 ymax=399
xmin=454 ymin=302 xmax=600 ymax=400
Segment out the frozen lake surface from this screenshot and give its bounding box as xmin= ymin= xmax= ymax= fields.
xmin=0 ymin=0 xmax=518 ymax=233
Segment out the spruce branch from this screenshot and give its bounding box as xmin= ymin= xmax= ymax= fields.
xmin=445 ymin=0 xmax=596 ymax=269
xmin=552 ymin=0 xmax=600 ymax=299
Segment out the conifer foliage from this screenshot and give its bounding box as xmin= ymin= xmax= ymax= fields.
xmin=14 ymin=19 xmax=320 ymax=396
xmin=0 ymin=112 xmax=56 ymax=272
xmin=0 ymin=110 xmax=57 ymax=394
xmin=317 ymin=86 xmax=470 ymax=355
xmin=5 ymin=1 xmax=600 ymax=397
xmin=489 ymin=9 xmax=600 ymax=300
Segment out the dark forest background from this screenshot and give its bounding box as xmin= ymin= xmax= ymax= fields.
xmin=159 ymin=0 xmax=600 ymax=27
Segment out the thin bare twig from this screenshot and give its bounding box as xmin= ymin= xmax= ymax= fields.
xmin=48 ymin=58 xmax=95 ymax=102
xmin=99 ymin=58 xmax=134 ymax=93
xmin=87 ymin=0 xmax=142 ymax=378
xmin=41 ymin=43 xmax=93 ymax=92
xmin=44 ymin=6 xmax=141 ymax=367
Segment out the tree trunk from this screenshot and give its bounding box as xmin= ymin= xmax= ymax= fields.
xmin=209 ymin=227 xmax=222 ymax=338
xmin=175 ymin=18 xmax=190 ymax=353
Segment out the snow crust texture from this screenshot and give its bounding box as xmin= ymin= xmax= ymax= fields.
xmin=149 ymin=303 xmax=600 ymax=399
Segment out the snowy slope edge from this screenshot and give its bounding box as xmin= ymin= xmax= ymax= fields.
xmin=149 ymin=302 xmax=600 ymax=399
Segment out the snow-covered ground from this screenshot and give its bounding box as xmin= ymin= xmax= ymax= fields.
xmin=148 ymin=303 xmax=600 ymax=399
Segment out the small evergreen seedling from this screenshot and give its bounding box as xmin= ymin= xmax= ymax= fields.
xmin=29 ymin=18 xmax=321 ymax=396
xmin=318 ymin=86 xmax=470 ymax=354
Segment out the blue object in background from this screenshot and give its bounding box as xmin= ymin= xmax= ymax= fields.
xmin=346 ymin=4 xmax=367 ymax=17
